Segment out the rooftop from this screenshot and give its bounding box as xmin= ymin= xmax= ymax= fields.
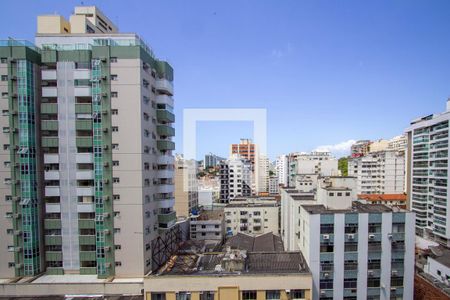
xmin=429 ymin=246 xmax=450 ymax=269
xmin=302 ymin=202 xmax=402 ymax=215
xmin=224 ymin=232 xmax=284 ymax=252
xmin=192 ymin=209 xmax=224 ymax=221
xmin=358 ymin=194 xmax=407 ymax=202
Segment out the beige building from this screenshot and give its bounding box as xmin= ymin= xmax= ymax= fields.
xmin=190 ymin=209 xmax=225 ymax=241
xmin=224 ymin=197 xmax=280 ymax=236
xmin=174 ymin=155 xmax=199 ymax=217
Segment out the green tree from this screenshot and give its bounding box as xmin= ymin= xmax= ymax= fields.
xmin=338 ymin=157 xmax=348 ymax=176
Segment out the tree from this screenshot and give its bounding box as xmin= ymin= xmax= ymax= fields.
xmin=338 ymin=157 xmax=348 ymax=176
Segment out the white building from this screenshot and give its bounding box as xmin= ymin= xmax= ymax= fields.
xmin=298 ymin=202 xmax=415 ymax=300
xmin=405 ymin=100 xmax=450 ymax=246
xmin=348 ymin=150 xmax=405 ymax=195
xmin=276 ymin=154 xmax=289 ymax=186
xmin=288 ymin=151 xmax=339 ymax=187
xmin=224 ymin=197 xmax=280 ymax=236
xmin=190 ymin=210 xmax=225 ymax=241
xmin=219 ymin=156 xmax=252 ymax=203
xmin=269 ymin=176 xmax=279 ymax=195
xmin=388 ymin=135 xmax=407 ymax=153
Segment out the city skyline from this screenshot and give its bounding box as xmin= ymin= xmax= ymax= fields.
xmin=2 ymin=0 xmax=450 ymax=160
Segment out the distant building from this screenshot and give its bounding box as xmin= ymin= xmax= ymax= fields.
xmin=203 ymin=152 xmax=225 ymax=169
xmin=388 ymin=135 xmax=407 ymax=153
xmin=369 ymin=139 xmax=389 ymax=153
xmin=348 ymin=150 xmax=405 ymax=195
xmin=190 ymin=210 xmax=225 ymax=241
xmin=424 ymin=246 xmax=450 ymax=286
xmin=219 ymin=156 xmax=252 ymax=203
xmin=351 ymin=140 xmax=371 ymax=158
xmin=405 ymin=100 xmax=450 ymax=246
xmin=224 ymin=197 xmax=280 ymax=236
xmin=276 ymin=154 xmax=289 ymax=186
xmin=269 ymin=176 xmax=279 ymax=195
xmin=174 ymin=156 xmax=199 ymax=217
xmin=288 ymin=151 xmax=339 ymax=187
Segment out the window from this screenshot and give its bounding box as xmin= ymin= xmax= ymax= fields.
xmin=112 ymin=126 xmax=118 ymax=132
xmin=320 ymin=279 xmax=333 ymax=289
xmin=437 ymin=270 xmax=442 ymax=276
xmin=115 ymin=261 xmax=122 ymax=266
xmin=176 ymin=292 xmax=191 ymax=300
xmin=0 ymin=58 xmax=7 ymax=63
xmin=151 ymin=293 xmax=166 ymax=300
xmin=114 ymin=212 xmax=120 ymax=217
xmin=113 ymin=194 xmax=120 ymax=200
xmin=266 ymin=290 xmax=280 ymax=299
xmin=111 ymin=92 xmax=118 ymax=98
xmin=113 ymin=160 xmax=119 ymax=166
xmin=1 ymin=92 xmax=8 ymax=98
xmin=391 ymin=276 xmax=404 ymax=287
xmin=242 ymin=291 xmax=257 ymax=300
xmin=113 ymin=177 xmax=120 ymax=183
xmin=320 ymin=224 xmax=334 ymax=234
xmin=111 ymin=109 xmax=118 ymax=115
xmin=2 ymin=110 xmax=8 ymax=116
xmin=344 ymin=278 xmax=357 ymax=288
xmin=112 ymin=144 xmax=119 ymax=150
xmin=3 ymin=127 xmax=9 ymax=133
xmin=111 ymin=74 xmax=118 ymax=81
xmin=337 ymin=192 xmax=342 ymax=196
xmin=110 ymin=57 xmax=118 ymax=63
xmin=115 ymin=245 xmax=121 ymax=250
xmin=5 ymin=195 xmax=12 ymax=201
xmin=114 ymin=228 xmax=121 ymax=233
xmin=1 ymin=75 xmax=8 ymax=81
xmin=345 ymin=192 xmax=351 ymax=196
xmin=290 ymin=290 xmax=305 ymax=299
xmin=200 ymin=291 xmax=214 ymax=300
xmin=329 ymin=192 xmax=334 ymax=196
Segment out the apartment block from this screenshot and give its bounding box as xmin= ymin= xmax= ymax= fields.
xmin=288 ymin=152 xmax=339 ymax=187
xmin=298 ymin=202 xmax=414 ymax=300
xmin=0 ymin=6 xmax=177 ymax=278
xmin=224 ymin=197 xmax=280 ymax=236
xmin=276 ymin=154 xmax=289 ymax=186
xmin=351 ymin=140 xmax=371 ymax=158
xmin=174 ymin=155 xmax=199 ymax=217
xmin=348 ymin=150 xmax=405 ymax=195
xmin=219 ymin=156 xmax=252 ymax=203
xmin=269 ymin=175 xmax=279 ymax=195
xmin=189 ymin=209 xmax=225 ymax=241
xmin=203 ymin=152 xmax=224 ymax=169
xmin=405 ymin=100 xmax=450 ymax=247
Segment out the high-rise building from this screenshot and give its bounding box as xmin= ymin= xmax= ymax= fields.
xmin=405 ymin=100 xmax=450 ymax=247
xmin=276 ymin=154 xmax=288 ymax=186
xmin=0 ymin=6 xmax=177 ymax=278
xmin=268 ymin=175 xmax=279 ymax=195
xmin=219 ymin=156 xmax=252 ymax=203
xmin=351 ymin=140 xmax=371 ymax=158
xmin=203 ymin=152 xmax=225 ymax=169
xmin=348 ymin=150 xmax=405 ymax=195
xmin=230 ymin=138 xmax=256 ymax=165
xmin=288 ymin=151 xmax=339 ymax=187
xmin=174 ymin=155 xmax=198 ymax=218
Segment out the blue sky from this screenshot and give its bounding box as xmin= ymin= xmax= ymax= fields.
xmin=2 ymin=1 xmax=450 ymax=160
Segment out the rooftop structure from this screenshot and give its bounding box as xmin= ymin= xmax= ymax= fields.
xmin=224 ymin=232 xmax=284 ymax=252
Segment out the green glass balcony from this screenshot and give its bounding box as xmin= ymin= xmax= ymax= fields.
xmin=157 ymin=140 xmax=175 ymax=151
xmin=80 ymin=251 xmax=96 ymax=261
xmin=44 ymin=219 xmax=61 ymax=229
xmin=157 ymin=125 xmax=175 ymax=136
xmin=41 ymin=103 xmax=58 ymax=114
xmin=78 ymin=219 xmax=95 ymax=229
xmin=41 ymin=120 xmax=58 ymax=131
xmin=75 ymin=104 xmax=92 ymax=114
xmin=45 ymin=235 xmax=62 ymax=245
xmin=156 ymin=110 xmax=175 ymax=123
xmin=42 ymin=137 xmax=59 ymax=148
xmin=76 ymin=120 xmax=93 ymax=131
xmin=80 ymin=267 xmax=97 ymax=275
xmin=158 ymin=211 xmax=176 ymax=225
xmin=76 ymin=137 xmax=93 ymax=147
xmin=79 ymin=235 xmax=96 ymax=245
xmin=45 ymin=251 xmax=63 ymax=261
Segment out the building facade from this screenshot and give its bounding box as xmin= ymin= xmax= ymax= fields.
xmin=405 ymin=100 xmax=450 ymax=247
xmin=298 ymin=203 xmax=415 ymax=300
xmin=203 ymin=152 xmax=224 ymax=169
xmin=288 ymin=152 xmax=339 ymax=187
xmin=348 ymin=150 xmax=405 ymax=195
xmin=224 ymin=197 xmax=280 ymax=236
xmin=189 ymin=210 xmax=225 ymax=241
xmin=0 ymin=6 xmax=177 ymax=278
xmin=219 ymin=156 xmax=252 ymax=203
xmin=276 ymin=154 xmax=289 ymax=186
xmin=174 ymin=155 xmax=199 ymax=217
xmin=269 ymin=175 xmax=279 ymax=195
xmin=351 ymin=140 xmax=371 ymax=158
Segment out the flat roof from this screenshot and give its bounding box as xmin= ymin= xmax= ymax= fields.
xmin=429 ymin=246 xmax=450 ymax=269
xmin=302 ymin=202 xmax=400 ymax=214
xmin=358 ymin=194 xmax=407 ymax=202
xmin=225 ymin=202 xmax=279 ymax=208
xmin=224 ymin=232 xmax=284 ymax=252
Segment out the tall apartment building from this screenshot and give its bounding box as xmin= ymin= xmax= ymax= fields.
xmin=298 ymin=202 xmax=414 ymax=300
xmin=351 ymin=140 xmax=371 ymax=158
xmin=224 ymin=197 xmax=280 ymax=236
xmin=275 ymin=154 xmax=288 ymax=186
xmin=348 ymin=150 xmax=405 ymax=195
xmin=174 ymin=155 xmax=198 ymax=217
xmin=219 ymin=156 xmax=252 ymax=203
xmin=288 ymin=151 xmax=339 ymax=187
xmin=0 ymin=6 xmax=177 ymax=278
xmin=405 ymin=100 xmax=450 ymax=247
xmin=388 ymin=135 xmax=407 ymax=153
xmin=268 ymin=175 xmax=279 ymax=195
xmin=203 ymin=152 xmax=224 ymax=169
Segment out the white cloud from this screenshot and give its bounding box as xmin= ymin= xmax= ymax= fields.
xmin=313 ymin=139 xmax=356 ymax=157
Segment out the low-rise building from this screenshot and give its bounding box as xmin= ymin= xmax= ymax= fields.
xmin=190 ymin=210 xmax=225 ymax=241
xmin=298 ymin=202 xmax=415 ymax=300
xmin=145 ymin=241 xmax=312 ymax=300
xmin=424 ymin=246 xmax=450 ymax=286
xmin=358 ymin=194 xmax=407 ymax=209
xmin=224 ymin=197 xmax=280 ymax=236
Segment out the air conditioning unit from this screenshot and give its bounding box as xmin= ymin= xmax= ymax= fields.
xmin=347 ymin=234 xmax=355 ymax=239
xmin=324 ymin=272 xmax=329 ymax=278
xmin=323 ymin=234 xmax=330 ymax=240
xmin=368 ymin=270 xmax=374 ymax=276
xmin=392 ymin=270 xmax=398 ymax=275
xmin=320 ymin=290 xmax=326 ymax=295
xmin=387 ymin=233 xmax=393 ymax=240
xmin=391 ymin=287 xmax=397 ymax=291
xmin=369 ymin=234 xmax=375 ymax=240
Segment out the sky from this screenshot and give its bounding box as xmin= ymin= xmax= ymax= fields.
xmin=1 ymin=1 xmax=450 ymax=160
